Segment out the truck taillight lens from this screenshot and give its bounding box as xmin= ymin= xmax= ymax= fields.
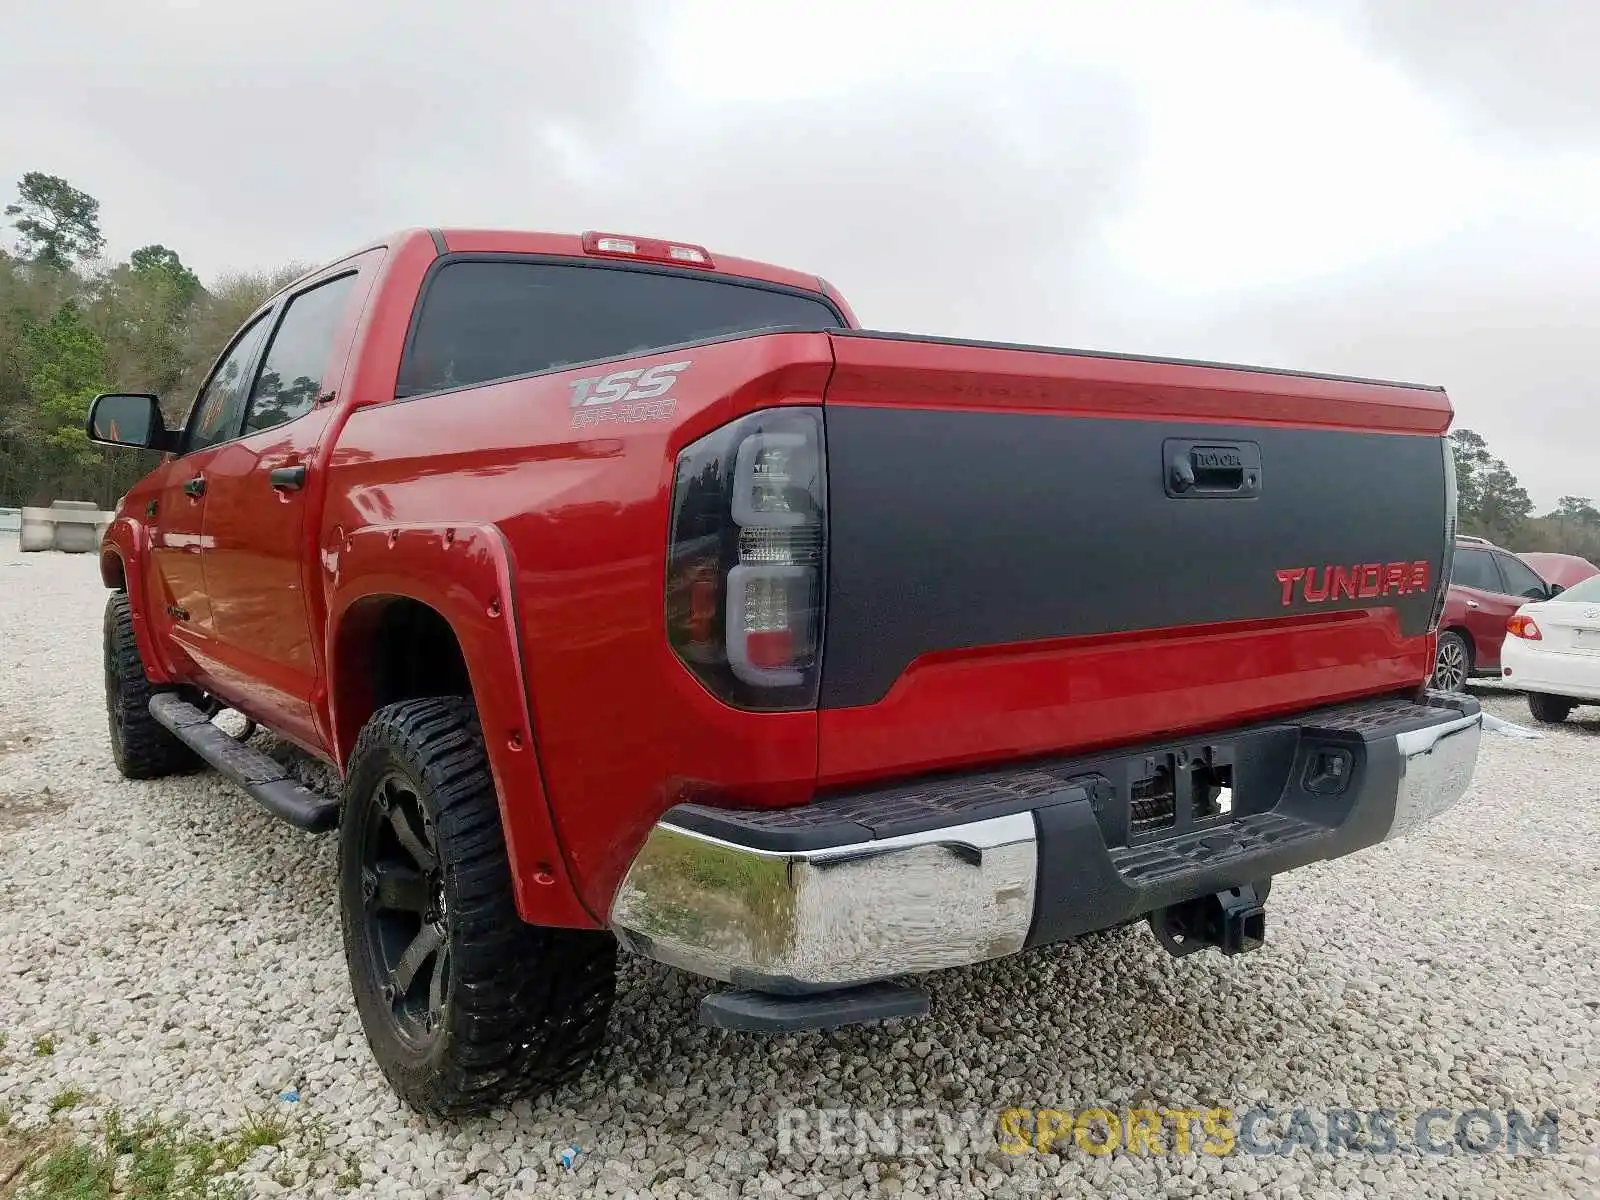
xmin=1429 ymin=442 xmax=1458 ymax=634
xmin=1507 ymin=614 xmax=1542 ymax=641
xmin=666 ymin=408 xmax=826 ymax=710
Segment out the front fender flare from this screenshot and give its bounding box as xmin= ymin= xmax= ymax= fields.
xmin=99 ymin=516 xmax=174 ymax=684
xmin=325 ymin=523 xmax=597 ymax=929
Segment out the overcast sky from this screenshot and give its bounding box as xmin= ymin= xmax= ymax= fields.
xmin=3 ymin=0 xmax=1595 ymax=508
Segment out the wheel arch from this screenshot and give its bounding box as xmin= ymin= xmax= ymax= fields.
xmin=98 ymin=517 xmax=173 ymax=684
xmin=100 ymin=546 xmax=126 ymax=590
xmin=328 ymin=594 xmax=473 ymax=763
xmin=324 ymin=523 xmax=597 ymax=929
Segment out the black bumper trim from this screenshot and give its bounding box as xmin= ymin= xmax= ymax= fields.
xmin=663 ymin=690 xmax=1467 ymax=857
xmin=1025 ymin=693 xmax=1475 ymax=947
xmin=700 ymin=983 xmax=930 ymax=1032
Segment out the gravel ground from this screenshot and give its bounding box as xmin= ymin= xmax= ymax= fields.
xmin=1 ymin=538 xmax=1597 ymax=1199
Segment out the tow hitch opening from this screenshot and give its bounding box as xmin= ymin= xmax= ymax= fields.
xmin=1150 ymin=883 xmax=1268 ymax=957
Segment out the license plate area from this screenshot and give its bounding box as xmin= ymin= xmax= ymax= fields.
xmin=1124 ymin=747 xmax=1235 ymax=840
xmin=1091 ymin=728 xmax=1303 ymax=850
xmin=1572 ymin=628 xmax=1600 ymax=654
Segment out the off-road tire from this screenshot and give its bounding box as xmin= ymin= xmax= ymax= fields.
xmin=339 ymin=697 xmax=617 ymax=1117
xmin=1527 ymin=692 xmax=1574 ymax=724
xmin=103 ymin=591 xmax=201 ymax=779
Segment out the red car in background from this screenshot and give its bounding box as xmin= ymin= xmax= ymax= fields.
xmin=1432 ymin=535 xmax=1581 ymax=690
xmin=1517 ymin=551 xmax=1600 ymax=592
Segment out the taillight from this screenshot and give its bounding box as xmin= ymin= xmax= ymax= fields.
xmin=1429 ymin=442 xmax=1458 ymax=634
xmin=666 ymin=408 xmax=826 ymax=710
xmin=1507 ymin=614 xmax=1542 ymax=640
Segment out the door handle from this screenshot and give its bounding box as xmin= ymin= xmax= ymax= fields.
xmin=1465 ymin=600 xmax=1481 ymax=609
xmin=1163 ymin=439 xmax=1262 ymax=499
xmin=183 ymin=476 xmax=206 ymax=498
xmin=269 ymin=465 xmax=307 ymax=492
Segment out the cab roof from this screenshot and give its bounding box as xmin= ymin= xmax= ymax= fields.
xmin=422 ymin=228 xmax=830 ymax=296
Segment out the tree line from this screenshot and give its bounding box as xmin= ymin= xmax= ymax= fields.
xmin=1 ymin=171 xmax=1595 ymax=564
xmin=1 ymin=172 xmax=304 ymax=508
xmin=1450 ymin=428 xmax=1600 ymax=563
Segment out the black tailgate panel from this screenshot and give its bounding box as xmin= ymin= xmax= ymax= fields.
xmin=819 ymin=405 xmax=1447 ymax=708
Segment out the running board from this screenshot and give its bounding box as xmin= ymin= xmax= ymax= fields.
xmin=148 ymin=694 xmax=340 ymax=832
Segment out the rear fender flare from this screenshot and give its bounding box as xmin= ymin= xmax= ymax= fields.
xmin=325 ymin=523 xmax=597 ymax=929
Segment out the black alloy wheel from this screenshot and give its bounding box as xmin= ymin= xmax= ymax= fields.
xmin=355 ymin=772 xmax=452 ymax=1048
xmin=338 ymin=697 xmax=617 ymax=1116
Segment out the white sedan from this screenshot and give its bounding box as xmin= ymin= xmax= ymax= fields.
xmin=1501 ymin=572 xmax=1600 ymax=723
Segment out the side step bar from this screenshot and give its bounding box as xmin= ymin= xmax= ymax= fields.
xmin=148 ymin=694 xmax=340 ymax=832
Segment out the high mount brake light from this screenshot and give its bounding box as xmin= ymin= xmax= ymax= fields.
xmin=1507 ymin=614 xmax=1542 ymax=640
xmin=582 ymin=230 xmax=714 ymax=268
xmin=666 ymin=408 xmax=826 ymax=710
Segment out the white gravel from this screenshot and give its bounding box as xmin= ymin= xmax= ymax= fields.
xmin=1 ymin=537 xmax=1597 ymax=1198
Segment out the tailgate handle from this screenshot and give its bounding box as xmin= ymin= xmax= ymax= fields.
xmin=1164 ymin=439 xmax=1262 ymax=499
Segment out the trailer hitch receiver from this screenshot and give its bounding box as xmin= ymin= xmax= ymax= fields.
xmin=1150 ymin=883 xmax=1267 ymax=957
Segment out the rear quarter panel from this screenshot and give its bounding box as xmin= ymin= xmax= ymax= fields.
xmin=323 ymin=332 xmax=835 ymax=920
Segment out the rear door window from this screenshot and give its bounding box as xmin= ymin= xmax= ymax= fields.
xmin=1451 ymin=548 xmax=1504 ymax=593
xmin=397 ymin=260 xmax=843 ymax=397
xmin=1495 ymin=553 xmax=1548 ymax=600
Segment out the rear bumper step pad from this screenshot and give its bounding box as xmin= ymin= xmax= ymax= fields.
xmin=148 ymin=694 xmax=340 ymax=832
xmin=609 ymin=691 xmax=1482 ymax=1002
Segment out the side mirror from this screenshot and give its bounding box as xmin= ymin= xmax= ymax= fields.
xmin=85 ymin=393 xmax=172 ymax=451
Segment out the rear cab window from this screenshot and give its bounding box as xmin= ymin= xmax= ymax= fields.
xmin=396 ymin=259 xmax=844 ymax=398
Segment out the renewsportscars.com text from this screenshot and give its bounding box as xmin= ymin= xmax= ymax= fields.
xmin=775 ymin=1106 xmax=1560 ymax=1160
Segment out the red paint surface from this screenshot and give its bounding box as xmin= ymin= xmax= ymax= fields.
xmin=816 ymin=612 xmax=1433 ymax=786
xmin=1517 ymin=551 xmax=1598 ymax=590
xmin=826 ymin=334 xmax=1452 ymax=434
xmin=99 ymin=226 xmax=1457 ymax=929
xmin=1440 ymin=577 xmax=1523 ymax=670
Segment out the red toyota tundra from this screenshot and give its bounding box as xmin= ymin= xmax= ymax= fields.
xmin=87 ymin=228 xmax=1482 ymax=1116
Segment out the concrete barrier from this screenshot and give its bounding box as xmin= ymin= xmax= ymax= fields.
xmin=18 ymin=501 xmax=113 ymax=553
xmin=0 ymin=507 xmax=19 ymax=534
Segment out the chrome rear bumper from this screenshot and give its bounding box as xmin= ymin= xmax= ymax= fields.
xmin=610 ymin=813 xmax=1037 ymax=993
xmin=610 ymin=693 xmax=1481 ymax=992
xmin=1387 ymin=709 xmax=1484 ymax=840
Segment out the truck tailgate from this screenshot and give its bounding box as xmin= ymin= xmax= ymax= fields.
xmin=817 ymin=332 xmax=1454 ymax=785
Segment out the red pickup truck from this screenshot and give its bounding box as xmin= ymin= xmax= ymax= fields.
xmin=87 ymin=227 xmax=1482 ymax=1116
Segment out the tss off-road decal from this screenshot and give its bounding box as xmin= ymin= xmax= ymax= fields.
xmin=568 ymin=361 xmax=690 ymax=429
